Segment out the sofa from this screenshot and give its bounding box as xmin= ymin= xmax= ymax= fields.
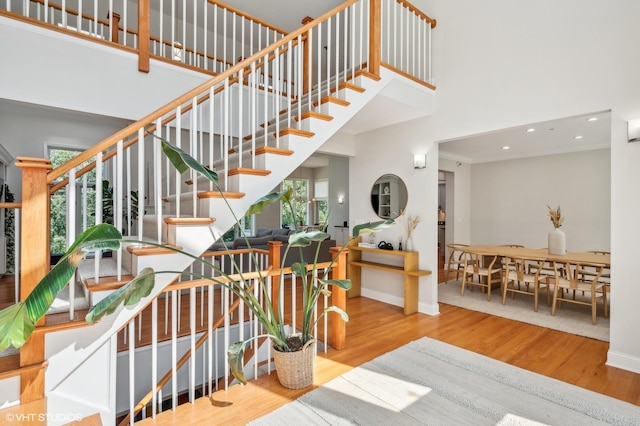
xmin=209 ymin=228 xmax=337 ymax=272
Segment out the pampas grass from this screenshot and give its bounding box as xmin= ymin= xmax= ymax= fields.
xmin=547 ymin=205 xmax=564 ymax=228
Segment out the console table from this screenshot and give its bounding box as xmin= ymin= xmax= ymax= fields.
xmin=348 ymin=240 xmax=431 ymax=315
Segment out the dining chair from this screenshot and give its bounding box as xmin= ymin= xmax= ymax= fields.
xmin=460 ymin=251 xmax=502 ymax=301
xmin=502 ymin=255 xmax=551 ymax=311
xmin=445 ymin=243 xmax=469 ymax=284
xmin=578 ymin=250 xmax=611 ymax=310
xmin=550 ymin=261 xmax=608 ymax=324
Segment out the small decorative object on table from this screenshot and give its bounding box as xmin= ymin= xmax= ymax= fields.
xmin=400 ymin=211 xmax=420 ymax=252
xmin=547 ymin=204 xmax=566 ymax=255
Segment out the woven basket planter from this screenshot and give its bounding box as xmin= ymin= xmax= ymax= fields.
xmin=272 ymin=338 xmax=316 ymax=389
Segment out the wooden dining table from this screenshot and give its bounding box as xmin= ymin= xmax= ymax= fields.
xmin=459 ymin=245 xmax=610 ymax=267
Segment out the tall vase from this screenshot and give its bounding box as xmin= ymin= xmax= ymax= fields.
xmin=548 ymin=228 xmax=566 ymax=255
xmin=406 ymin=236 xmax=414 ymax=252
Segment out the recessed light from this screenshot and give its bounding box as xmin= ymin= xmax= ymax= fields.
xmin=502 ymin=146 xmax=511 ymax=150
xmin=574 ymin=135 xmax=583 ymax=140
xmin=526 ymin=128 xmax=535 ymax=133
xmin=587 ymin=117 xmax=598 ymax=122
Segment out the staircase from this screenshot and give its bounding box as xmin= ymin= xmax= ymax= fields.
xmin=0 ymin=0 xmax=436 ymax=423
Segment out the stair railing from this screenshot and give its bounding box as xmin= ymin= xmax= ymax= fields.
xmin=37 ymin=0 xmax=379 ymax=288
xmin=14 ymin=0 xmax=433 ymax=404
xmin=116 ymin=243 xmax=347 ymax=424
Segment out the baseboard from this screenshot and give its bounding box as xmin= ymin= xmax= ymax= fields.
xmin=419 ymin=301 xmax=440 ymax=316
xmin=360 ymin=288 xmax=404 ymax=311
xmin=359 ymin=289 xmax=440 ymax=316
xmin=606 ymin=349 xmax=640 ymax=374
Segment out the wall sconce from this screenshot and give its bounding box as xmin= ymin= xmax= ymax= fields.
xmin=338 ymin=195 xmax=344 ymax=204
xmin=628 ymin=118 xmax=640 ymax=142
xmin=413 ymin=153 xmax=427 ymax=169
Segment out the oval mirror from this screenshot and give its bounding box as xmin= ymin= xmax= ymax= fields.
xmin=370 ymin=174 xmax=408 ymax=219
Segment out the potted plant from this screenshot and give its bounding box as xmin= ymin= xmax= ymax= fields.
xmin=0 ymin=137 xmax=394 ymax=390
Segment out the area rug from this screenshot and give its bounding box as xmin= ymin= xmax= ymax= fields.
xmin=438 ymin=280 xmax=609 ymax=342
xmin=249 ymin=337 xmax=640 ymax=425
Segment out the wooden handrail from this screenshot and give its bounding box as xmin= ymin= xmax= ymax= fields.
xmin=47 ymin=0 xmax=361 ymax=183
xmin=206 ymin=0 xmax=288 ymax=36
xmin=395 ymin=0 xmax=437 ymax=27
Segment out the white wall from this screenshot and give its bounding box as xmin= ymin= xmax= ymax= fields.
xmin=348 ymin=0 xmax=640 ymax=372
xmin=469 ymin=149 xmax=610 ymax=250
xmin=0 ymin=16 xmax=210 ymax=121
xmin=0 ymin=100 xmax=129 ymax=197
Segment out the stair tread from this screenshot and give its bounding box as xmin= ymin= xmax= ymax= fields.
xmin=85 ymin=274 xmax=136 ymax=291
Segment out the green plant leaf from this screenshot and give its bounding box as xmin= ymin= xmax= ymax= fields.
xmin=85 ymin=268 xmax=155 ymax=324
xmin=324 ymin=305 xmax=349 ymax=322
xmin=290 ymin=262 xmax=308 ymax=277
xmin=245 ymin=187 xmax=293 ymax=216
xmin=158 ymin=136 xmax=218 ymax=184
xmin=351 ymin=219 xmax=396 ymax=238
xmin=25 ymin=223 xmax=122 ymax=324
xmin=228 ymin=341 xmax=247 ymax=385
xmin=319 ymin=278 xmax=352 ymax=291
xmin=0 ymin=303 xmax=33 ymax=351
xmin=288 ymin=230 xmax=330 ymax=247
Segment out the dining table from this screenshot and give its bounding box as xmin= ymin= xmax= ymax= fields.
xmin=458 ymin=245 xmax=610 ymax=267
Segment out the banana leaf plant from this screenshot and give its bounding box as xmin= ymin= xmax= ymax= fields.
xmin=0 ymin=133 xmax=395 ymax=388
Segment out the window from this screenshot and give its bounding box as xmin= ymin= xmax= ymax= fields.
xmin=47 ymin=146 xmax=100 ymax=255
xmin=314 ymin=179 xmax=328 ymax=226
xmin=281 ymin=178 xmax=309 ymax=228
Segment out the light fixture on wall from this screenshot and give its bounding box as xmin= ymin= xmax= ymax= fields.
xmin=628 ymin=118 xmax=640 ymax=142
xmin=413 ymin=153 xmax=427 ymax=169
xmin=338 ymin=195 xmax=344 ymax=204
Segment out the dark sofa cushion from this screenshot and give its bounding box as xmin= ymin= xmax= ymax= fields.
xmin=272 ymin=234 xmax=291 ymax=243
xmin=255 ymin=228 xmax=273 ymax=237
xmin=272 ymin=228 xmax=292 ymax=236
xmin=232 ymin=235 xmax=273 ymax=249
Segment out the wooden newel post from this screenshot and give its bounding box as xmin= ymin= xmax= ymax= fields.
xmin=138 ymin=0 xmax=150 ymax=73
xmin=268 ymin=241 xmax=283 ymax=313
xmin=15 ymin=156 xmax=52 ymax=403
xmin=369 ymin=0 xmax=381 ymax=76
xmin=329 ymin=246 xmax=348 ymax=350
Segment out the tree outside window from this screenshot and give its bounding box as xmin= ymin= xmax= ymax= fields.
xmin=281 ymin=179 xmax=309 ymax=228
xmin=48 ymin=147 xmax=99 ymax=255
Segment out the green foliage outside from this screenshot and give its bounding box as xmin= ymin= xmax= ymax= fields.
xmin=281 ymin=179 xmax=308 ymax=229
xmin=49 ymin=148 xmax=97 ymax=255
xmin=1 ymin=184 xmax=15 ymax=273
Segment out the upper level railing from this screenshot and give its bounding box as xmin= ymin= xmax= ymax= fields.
xmin=1 ymin=0 xmax=288 ymax=74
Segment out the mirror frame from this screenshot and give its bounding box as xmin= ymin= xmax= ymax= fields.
xmin=370 ymin=174 xmax=408 ymax=219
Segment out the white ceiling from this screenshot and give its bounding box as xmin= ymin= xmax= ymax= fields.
xmin=438 ymin=110 xmax=611 ymax=164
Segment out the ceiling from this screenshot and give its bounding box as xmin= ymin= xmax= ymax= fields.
xmin=438 ymin=110 xmax=611 ymax=164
